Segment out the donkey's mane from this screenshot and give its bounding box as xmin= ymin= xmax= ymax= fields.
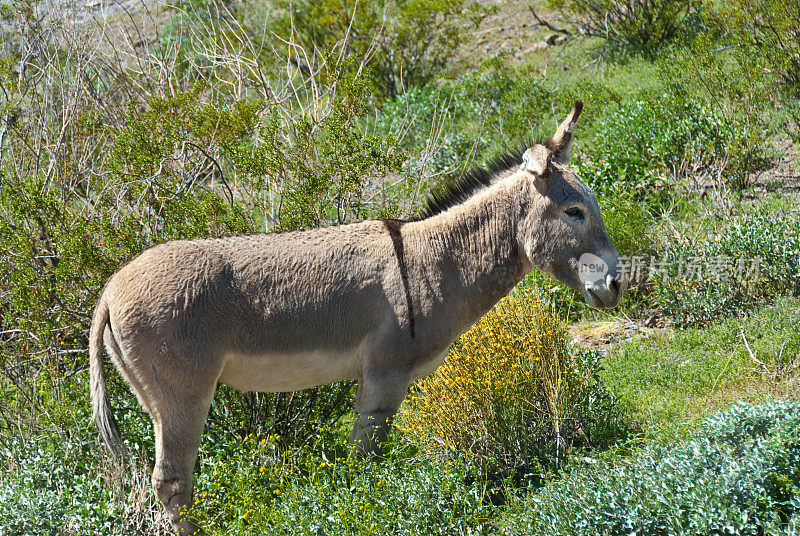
xmin=418 ymin=141 xmax=549 ymax=220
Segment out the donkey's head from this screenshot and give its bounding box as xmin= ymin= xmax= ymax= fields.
xmin=517 ymin=101 xmax=627 ymax=308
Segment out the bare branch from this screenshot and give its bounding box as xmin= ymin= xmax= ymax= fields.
xmin=529 ymin=6 xmax=573 ymax=36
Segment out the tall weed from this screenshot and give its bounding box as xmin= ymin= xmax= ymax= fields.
xmin=546 ymin=0 xmax=693 ymax=54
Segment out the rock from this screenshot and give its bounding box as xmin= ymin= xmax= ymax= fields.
xmin=523 ymin=41 xmax=549 ymax=53
xmin=546 ymin=33 xmax=568 ymax=45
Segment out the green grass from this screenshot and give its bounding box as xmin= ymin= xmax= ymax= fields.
xmin=596 ymin=192 xmax=656 ymax=256
xmin=602 ymin=297 xmax=800 ymax=440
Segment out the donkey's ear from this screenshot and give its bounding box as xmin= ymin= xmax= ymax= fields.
xmin=547 ymin=100 xmax=583 ymax=164
xmin=521 ymin=144 xmax=552 ymax=190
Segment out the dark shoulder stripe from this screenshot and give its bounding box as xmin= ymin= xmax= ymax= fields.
xmin=381 ymin=219 xmax=415 ymax=338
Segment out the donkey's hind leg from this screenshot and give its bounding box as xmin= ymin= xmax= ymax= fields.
xmin=150 ymin=381 xmax=216 ymax=535
xmin=350 ymin=368 xmax=411 ymax=458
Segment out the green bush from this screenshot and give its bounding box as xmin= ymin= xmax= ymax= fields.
xmin=377 ymin=84 xmax=483 ymax=173
xmin=595 ymin=193 xmax=654 ymax=256
xmin=656 ymin=9 xmax=785 ymax=163
xmin=502 ymin=400 xmax=800 ymax=535
xmin=269 ymin=0 xmax=491 ymax=100
xmin=576 ymin=96 xmax=754 ymax=202
xmin=264 ymin=81 xmax=408 ymax=229
xmin=106 ymin=83 xmax=406 ymax=231
xmin=546 ymin=0 xmax=693 ymax=54
xmin=651 ymin=210 xmax=800 ymax=327
xmin=713 ymin=0 xmax=800 ymax=99
xmin=377 ymin=69 xmax=554 ymax=179
xmin=682 ymin=0 xmax=800 ymax=138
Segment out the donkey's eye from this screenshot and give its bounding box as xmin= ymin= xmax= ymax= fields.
xmin=564 ymin=207 xmax=585 ymax=220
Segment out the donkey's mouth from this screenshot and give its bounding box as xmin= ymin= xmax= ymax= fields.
xmin=584 ymin=288 xmax=604 ymax=308
xmin=583 ymin=276 xmax=625 ymax=308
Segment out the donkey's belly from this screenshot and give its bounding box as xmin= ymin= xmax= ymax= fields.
xmin=218 ymin=348 xmax=362 ymax=393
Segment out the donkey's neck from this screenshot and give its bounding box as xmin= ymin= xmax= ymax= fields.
xmin=408 ymin=181 xmax=530 ymax=326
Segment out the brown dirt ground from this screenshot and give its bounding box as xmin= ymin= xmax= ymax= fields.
xmin=450 ymin=0 xmax=568 ymax=72
xmin=749 ymin=136 xmax=800 ymax=201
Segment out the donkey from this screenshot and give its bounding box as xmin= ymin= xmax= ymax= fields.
xmin=89 ymin=101 xmax=626 ymax=533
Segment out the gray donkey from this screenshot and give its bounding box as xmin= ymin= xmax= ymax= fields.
xmin=89 ymin=101 xmax=626 ymax=533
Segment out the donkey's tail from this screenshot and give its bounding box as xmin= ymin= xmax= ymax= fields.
xmin=89 ymin=293 xmax=123 ymax=456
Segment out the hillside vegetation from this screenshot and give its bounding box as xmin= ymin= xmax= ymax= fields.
xmin=1 ymin=0 xmax=800 ymax=533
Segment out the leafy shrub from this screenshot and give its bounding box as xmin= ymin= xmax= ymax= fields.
xmin=502 ymin=400 xmax=800 ymax=536
xmin=266 ymin=82 xmax=408 ymax=229
xmin=465 ymin=70 xmax=554 ymax=152
xmin=595 ymin=193 xmax=654 ymax=256
xmin=377 ymin=69 xmax=554 ymax=178
xmin=0 ymin=434 xmax=168 ymax=535
xmin=714 ymin=0 xmax=800 ymax=99
xmin=206 ymin=383 xmax=357 ymax=447
xmin=651 ymin=210 xmax=800 ymax=327
xmin=400 ymin=290 xmax=626 ymax=470
xmin=546 ymin=0 xmax=693 ymax=54
xmin=377 ymin=84 xmax=482 ymax=173
xmin=576 ymin=96 xmax=757 ymax=202
xmin=107 ymin=83 xmax=406 ymax=231
xmin=657 ymin=24 xmax=778 ymax=172
xmin=675 ymin=0 xmax=800 ymax=139
xmin=188 ymin=431 xmax=497 ymax=535
xmin=270 ymin=0 xmax=492 ymax=100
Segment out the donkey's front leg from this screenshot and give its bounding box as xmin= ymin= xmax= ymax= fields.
xmin=350 ymin=368 xmax=411 ymax=458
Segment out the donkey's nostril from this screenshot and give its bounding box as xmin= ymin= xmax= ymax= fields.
xmin=609 ymin=277 xmax=620 ymax=294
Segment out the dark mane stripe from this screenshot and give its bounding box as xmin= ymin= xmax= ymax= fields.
xmin=418 ymin=143 xmax=538 ymax=220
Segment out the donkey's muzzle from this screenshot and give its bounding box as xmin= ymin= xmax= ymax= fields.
xmin=575 ymin=251 xmax=627 ymax=308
